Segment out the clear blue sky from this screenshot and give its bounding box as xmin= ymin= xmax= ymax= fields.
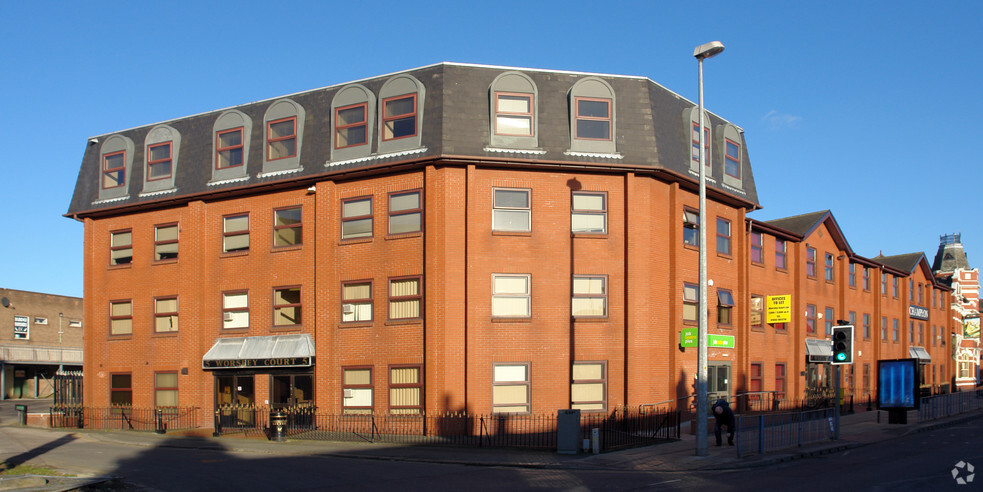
xmin=2 ymin=1 xmax=979 ymax=298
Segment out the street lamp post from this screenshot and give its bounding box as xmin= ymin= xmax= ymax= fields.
xmin=694 ymin=40 xmax=724 ymax=457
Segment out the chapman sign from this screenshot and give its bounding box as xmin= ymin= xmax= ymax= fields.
xmin=908 ymin=305 xmax=929 ymax=321
xmin=202 ymin=357 xmax=313 ymax=369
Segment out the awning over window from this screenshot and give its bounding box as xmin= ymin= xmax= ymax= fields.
xmin=805 ymin=338 xmax=832 ymax=362
xmin=909 ymin=346 xmax=931 ymax=364
xmin=202 ymin=334 xmax=314 ymax=369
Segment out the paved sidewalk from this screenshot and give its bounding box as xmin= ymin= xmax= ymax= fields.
xmin=4 ymin=407 xmax=975 ymax=474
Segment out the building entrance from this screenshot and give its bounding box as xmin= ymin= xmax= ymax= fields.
xmin=707 ymin=362 xmax=731 ymax=402
xmin=215 ymin=374 xmax=255 ymax=428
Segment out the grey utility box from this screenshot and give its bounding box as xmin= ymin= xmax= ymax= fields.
xmin=557 ymin=409 xmax=581 ymax=455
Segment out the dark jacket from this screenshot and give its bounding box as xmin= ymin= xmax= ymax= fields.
xmin=712 ymin=399 xmax=735 ymax=427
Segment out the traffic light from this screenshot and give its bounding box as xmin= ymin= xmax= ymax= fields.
xmin=831 ymin=325 xmax=854 ymax=365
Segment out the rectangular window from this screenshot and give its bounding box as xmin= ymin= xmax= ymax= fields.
xmin=750 ymin=232 xmax=763 ymax=264
xmin=110 ymin=229 xmax=133 ymax=265
xmin=223 ymin=291 xmax=249 ymax=329
xmin=683 ymin=209 xmax=700 ymax=247
xmin=389 ymin=190 xmax=422 ymax=235
xmin=102 ymin=151 xmax=125 ymax=189
xmin=775 ymin=239 xmax=787 ymax=270
xmin=110 ymin=373 xmax=132 ymax=406
xmin=155 ymin=223 xmax=178 ymax=261
xmin=155 ymin=372 xmax=178 ymax=408
xmin=335 ymin=103 xmax=368 ymax=148
xmin=493 ymin=363 xmax=529 ymax=413
xmin=824 ymin=253 xmax=835 ymax=282
xmin=223 ymin=214 xmax=249 ymax=253
xmin=574 ymin=97 xmax=611 ymax=140
xmin=33 ymin=317 xmax=47 ymax=325
xmin=718 ymin=289 xmax=734 ymax=325
xmin=775 ymin=363 xmax=786 ymax=400
xmin=849 ymin=311 xmax=857 ymax=328
xmin=683 ymin=283 xmax=699 ymax=324
xmin=389 ymin=366 xmax=422 ymax=415
xmin=882 ymin=273 xmax=888 ymax=296
xmin=110 ymin=300 xmax=132 ymax=336
xmin=273 ymin=207 xmax=302 ymax=247
xmin=749 ymin=363 xmax=763 ymax=393
xmin=571 ymin=362 xmax=606 ymax=411
xmin=493 ymin=188 xmax=531 ymax=232
xmin=267 ymin=117 xmax=297 ymax=160
xmin=881 ymin=316 xmax=888 ymax=341
xmin=824 ymin=307 xmax=834 ymax=337
xmin=572 ymin=275 xmax=607 ymax=318
xmin=273 ymin=287 xmax=301 ymax=326
xmin=909 ymin=321 xmax=914 ymax=344
xmin=724 ymin=139 xmax=741 ymax=178
xmin=341 ymin=197 xmax=373 ymax=239
xmin=492 ymin=274 xmax=530 ymax=318
xmin=893 ymin=319 xmax=899 ymax=342
xmin=750 ymin=295 xmax=763 ymax=329
xmin=147 ymin=142 xmax=172 ymax=181
xmin=216 ymin=128 xmax=244 ymax=169
xmin=892 ymin=277 xmax=899 ymax=298
xmin=918 ymin=322 xmax=924 ymax=345
xmin=863 ymin=267 xmax=871 ymax=291
xmin=848 ymin=263 xmax=856 ymax=288
xmin=691 ymin=122 xmax=709 ymax=168
xmin=909 ymin=279 xmax=914 ymax=302
xmin=343 ymin=367 xmax=373 ymax=414
xmin=805 ymin=304 xmax=817 ymax=334
xmin=342 ymin=281 xmax=373 ymax=322
xmin=863 ymin=364 xmax=871 ymax=395
xmin=863 ymin=313 xmax=871 ymax=340
xmin=716 ymin=218 xmax=731 ymax=256
xmin=389 ymin=277 xmax=421 ymax=320
xmin=918 ymin=283 xmax=924 ymax=304
xmin=806 ymin=247 xmax=817 ymax=278
xmin=494 ymin=93 xmax=534 ymax=136
xmin=382 ymin=94 xmax=417 ymax=141
xmin=154 ymin=297 xmax=178 ymax=333
xmin=571 ymin=192 xmax=607 ymax=234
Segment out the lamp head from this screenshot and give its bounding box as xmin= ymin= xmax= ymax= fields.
xmin=694 ymin=41 xmax=725 ymax=60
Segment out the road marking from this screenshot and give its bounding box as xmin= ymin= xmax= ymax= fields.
xmin=648 ymin=479 xmax=682 ymax=486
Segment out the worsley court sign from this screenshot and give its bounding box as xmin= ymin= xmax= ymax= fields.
xmin=202 ymin=357 xmax=314 ymax=369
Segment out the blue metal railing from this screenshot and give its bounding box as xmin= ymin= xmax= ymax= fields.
xmin=735 ymin=407 xmax=834 ymax=458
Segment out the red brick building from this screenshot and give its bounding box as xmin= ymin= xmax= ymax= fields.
xmin=66 ymin=63 xmax=952 ymax=428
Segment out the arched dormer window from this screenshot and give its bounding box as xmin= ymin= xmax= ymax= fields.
xmin=568 ymin=77 xmax=616 ymax=154
xmin=716 ymin=123 xmax=743 ymax=189
xmin=488 ymin=71 xmax=539 ymax=150
xmin=378 ymin=74 xmax=425 ymax=155
xmin=142 ymin=125 xmax=180 ymax=195
xmin=262 ymin=99 xmax=305 ymax=176
xmin=683 ymin=107 xmax=711 ymax=174
xmin=330 ymin=84 xmax=376 ymax=162
xmin=210 ymin=110 xmax=252 ymax=184
xmin=97 ymin=134 xmax=134 ymax=201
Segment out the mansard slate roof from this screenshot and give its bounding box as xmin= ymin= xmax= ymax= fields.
xmin=764 ymin=210 xmax=855 ymax=256
xmin=66 ymin=62 xmax=759 ymax=218
xmin=933 ymin=236 xmax=971 ymax=274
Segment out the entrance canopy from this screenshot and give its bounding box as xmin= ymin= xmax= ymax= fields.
xmin=909 ymin=346 xmax=932 ymax=364
xmin=203 ymin=334 xmax=314 ymax=369
xmin=805 ymin=338 xmax=832 ymax=363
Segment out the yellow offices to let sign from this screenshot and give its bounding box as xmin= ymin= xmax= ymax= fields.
xmin=766 ymin=295 xmax=792 ymax=323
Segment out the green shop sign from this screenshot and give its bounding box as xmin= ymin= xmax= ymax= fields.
xmin=679 ymin=329 xmax=734 ymax=349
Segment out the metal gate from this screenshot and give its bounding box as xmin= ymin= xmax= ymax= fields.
xmin=53 ymin=371 xmax=83 ymax=406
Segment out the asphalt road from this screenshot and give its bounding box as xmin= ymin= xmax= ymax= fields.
xmin=1 ymin=397 xmax=979 ymax=491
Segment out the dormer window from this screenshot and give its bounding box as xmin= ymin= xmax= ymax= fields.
xmin=691 ymin=122 xmax=710 ymax=169
xmin=718 ymin=124 xmax=743 ymax=189
xmin=266 ymin=117 xmax=296 ymax=161
xmin=574 ymin=98 xmax=612 ymax=140
xmin=97 ymin=134 xmax=134 ymax=201
xmin=336 ymin=103 xmax=368 ymax=149
xmin=103 ymin=151 xmax=125 ymax=189
xmin=216 ymin=128 xmax=244 ymax=169
xmin=378 ymin=74 xmax=425 ymax=155
xmin=147 ymin=143 xmax=172 ymax=181
xmin=262 ymin=99 xmax=305 ymax=175
xmin=382 ymin=94 xmax=417 ymax=141
xmin=568 ymin=77 xmax=616 ymax=154
xmin=142 ymin=125 xmax=180 ymax=195
xmin=488 ymin=71 xmax=539 ymax=150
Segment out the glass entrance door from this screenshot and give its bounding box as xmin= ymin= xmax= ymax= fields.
xmin=707 ymin=362 xmax=731 ymax=403
xmin=215 ymin=374 xmax=255 ymax=428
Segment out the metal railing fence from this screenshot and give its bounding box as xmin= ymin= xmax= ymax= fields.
xmin=918 ymin=389 xmax=983 ymax=422
xmin=49 ymin=405 xmax=200 ymax=433
xmin=734 ymin=407 xmax=835 ymax=458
